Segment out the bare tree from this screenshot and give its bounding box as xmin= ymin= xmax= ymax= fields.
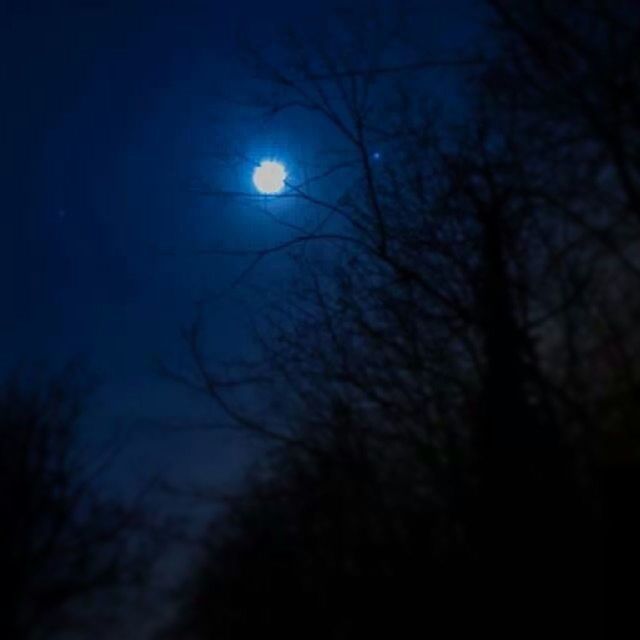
xmin=0 ymin=364 xmax=153 ymax=640
xmin=157 ymin=1 xmax=640 ymax=635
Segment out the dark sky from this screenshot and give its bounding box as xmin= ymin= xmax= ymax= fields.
xmin=2 ymin=0 xmax=307 ymax=493
xmin=1 ymin=5 xmax=480 ymax=616
xmin=1 ymin=0 xmax=480 ymax=635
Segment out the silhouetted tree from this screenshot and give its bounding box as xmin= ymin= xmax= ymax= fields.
xmin=0 ymin=364 xmax=152 ymax=640
xmin=483 ymin=0 xmax=639 ymax=623
xmin=159 ymin=1 xmax=640 ymax=635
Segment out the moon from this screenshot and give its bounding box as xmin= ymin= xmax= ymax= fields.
xmin=253 ymin=160 xmax=287 ymax=195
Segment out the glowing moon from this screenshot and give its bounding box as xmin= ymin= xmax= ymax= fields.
xmin=253 ymin=160 xmax=287 ymax=195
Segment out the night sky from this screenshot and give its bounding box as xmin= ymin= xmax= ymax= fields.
xmin=1 ymin=1 xmax=478 ymax=626
xmin=3 ymin=0 xmax=314 ymax=494
xmin=3 ymin=0 xmax=476 ymax=487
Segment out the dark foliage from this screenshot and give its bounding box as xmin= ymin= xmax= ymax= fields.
xmin=162 ymin=1 xmax=639 ymax=636
xmin=0 ymin=365 xmax=151 ymax=639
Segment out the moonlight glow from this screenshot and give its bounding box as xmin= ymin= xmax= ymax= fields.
xmin=253 ymin=160 xmax=287 ymax=195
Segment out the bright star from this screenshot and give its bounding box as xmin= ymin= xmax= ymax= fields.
xmin=253 ymin=160 xmax=287 ymax=195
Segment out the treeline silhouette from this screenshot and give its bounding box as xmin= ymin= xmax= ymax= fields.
xmin=0 ymin=365 xmax=154 ymax=639
xmin=161 ymin=2 xmax=638 ymax=637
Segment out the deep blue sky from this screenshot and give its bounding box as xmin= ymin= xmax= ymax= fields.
xmin=1 ymin=0 xmax=480 ymax=634
xmin=2 ymin=0 xmax=306 ymax=494
xmin=2 ymin=0 xmax=479 ymax=495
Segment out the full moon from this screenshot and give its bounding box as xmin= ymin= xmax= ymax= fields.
xmin=253 ymin=160 xmax=287 ymax=195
